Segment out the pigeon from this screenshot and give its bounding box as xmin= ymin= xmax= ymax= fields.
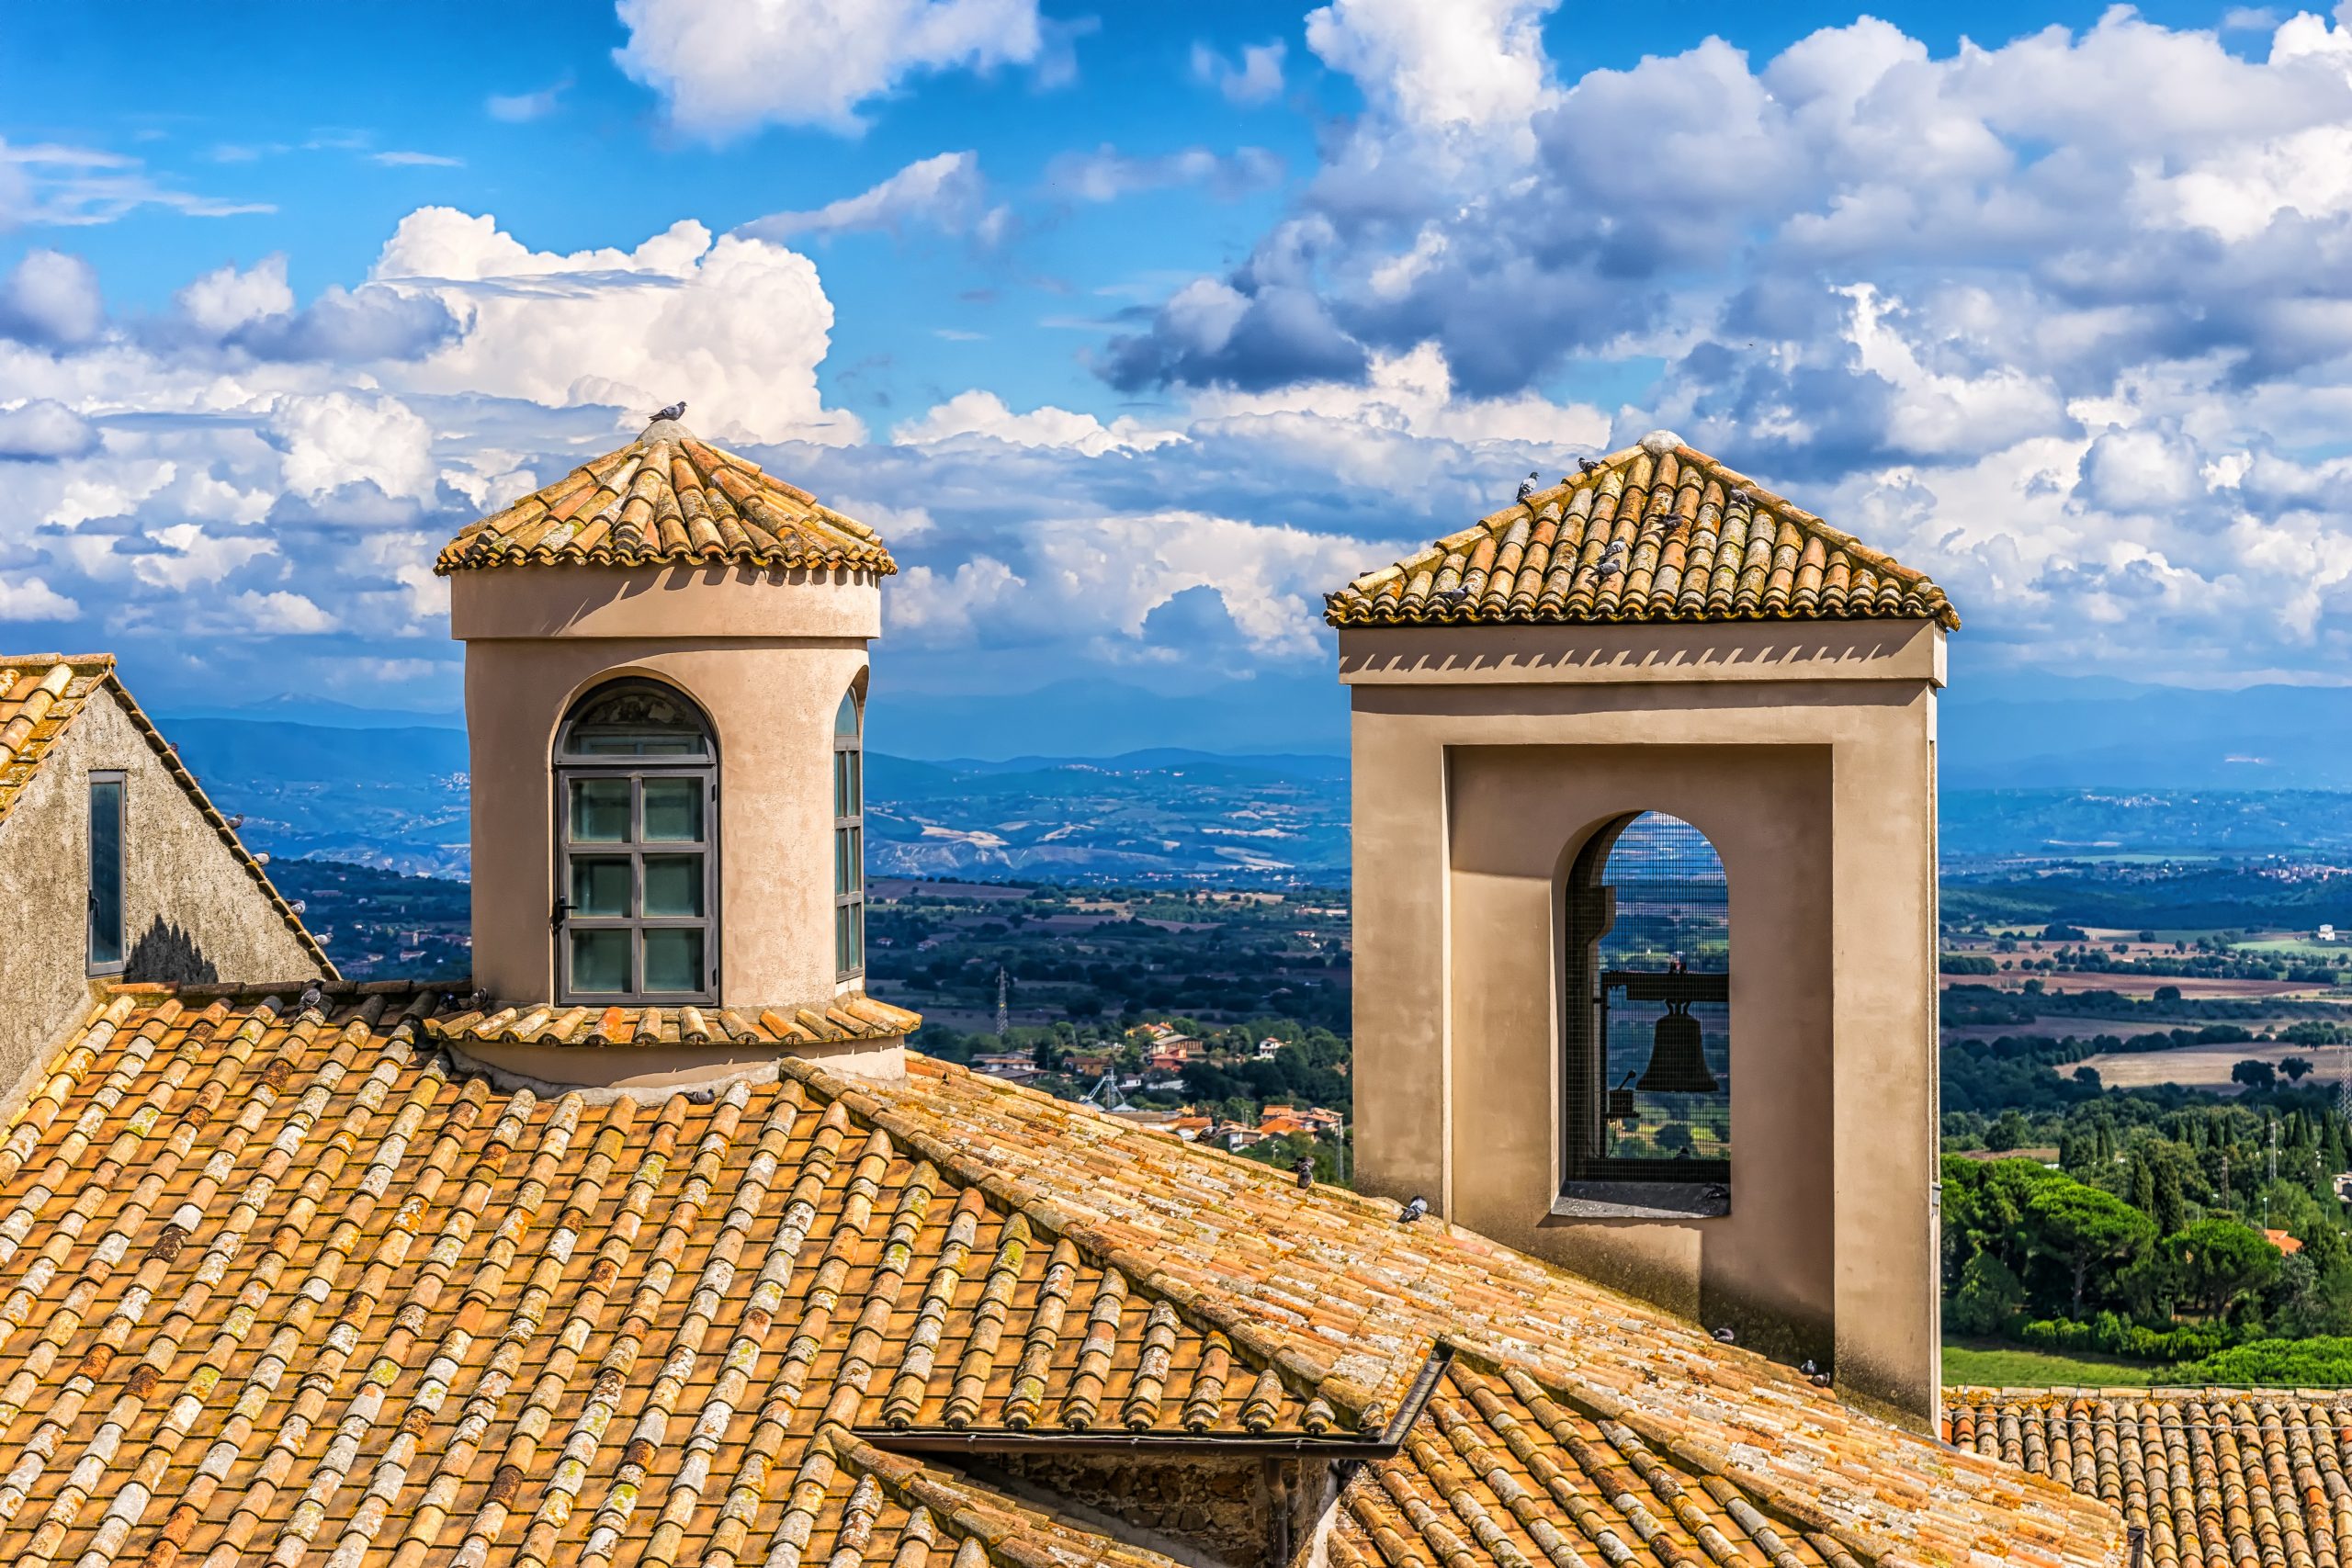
xmin=652 ymin=400 xmax=687 ymax=424
xmin=1597 ymin=540 xmax=1627 ymax=577
xmin=1516 ymin=470 xmax=1540 ymax=502
xmin=299 ymin=981 xmax=324 ymax=1017
xmin=1799 ymin=1359 xmax=1818 ymax=1377
xmin=1293 ymin=1156 xmax=1316 ymax=1190
xmin=1577 ymin=457 xmax=1601 ymax=476
xmin=1726 ymin=486 xmax=1749 ymax=507
xmin=1398 ymin=1195 xmax=1429 ymax=1224
xmin=1811 ymin=1371 xmax=1833 ymax=1387
xmin=1712 ymin=1325 xmax=1736 ymax=1344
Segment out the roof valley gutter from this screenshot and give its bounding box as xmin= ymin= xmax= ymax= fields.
xmin=853 ymin=1345 xmax=1453 ymax=1459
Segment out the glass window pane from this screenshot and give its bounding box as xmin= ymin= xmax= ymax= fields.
xmin=851 ymin=901 xmax=864 ymax=970
xmin=643 ymin=928 xmax=705 ymax=993
xmin=88 ymin=779 xmax=123 ymax=967
xmin=836 ymin=904 xmax=849 ymax=974
xmin=569 ymin=778 xmax=632 ymax=842
xmin=570 ymin=856 xmax=632 ymax=918
xmin=849 ymin=750 xmax=860 ymax=810
xmin=562 ymin=682 xmax=710 ymax=757
xmin=643 ymin=854 xmax=705 ymax=917
xmin=850 ymin=826 xmax=862 ymax=892
xmin=835 ymin=690 xmax=860 ymax=736
xmin=570 ymin=929 xmax=631 ymax=994
xmin=833 ymin=752 xmax=847 ymax=816
xmin=642 ymin=778 xmax=703 ymax=841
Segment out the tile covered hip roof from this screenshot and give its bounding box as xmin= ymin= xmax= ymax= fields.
xmin=0 ymin=984 xmax=2121 ymax=1568
xmin=0 ymin=654 xmax=334 ymax=979
xmin=1947 ymin=1389 xmax=2352 ymax=1568
xmin=435 ymin=419 xmax=897 ymax=577
xmin=1323 ymin=433 xmax=1959 ymax=631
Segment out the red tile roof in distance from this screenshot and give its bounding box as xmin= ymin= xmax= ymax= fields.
xmin=436 ymin=419 xmax=896 ymax=576
xmin=1325 ymin=432 xmax=1958 ymax=631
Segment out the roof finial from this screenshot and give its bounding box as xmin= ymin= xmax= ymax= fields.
xmin=651 ymin=399 xmax=686 ymax=425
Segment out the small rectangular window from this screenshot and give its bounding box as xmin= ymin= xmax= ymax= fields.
xmin=87 ymin=773 xmax=125 ymax=975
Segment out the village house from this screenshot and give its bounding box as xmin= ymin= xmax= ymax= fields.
xmin=0 ymin=422 xmax=2148 ymax=1568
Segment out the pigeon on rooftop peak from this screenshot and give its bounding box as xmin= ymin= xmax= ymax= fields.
xmin=1398 ymin=1195 xmax=1429 ymax=1224
xmin=1516 ymin=471 xmax=1540 ymax=502
xmin=651 ymin=400 xmax=686 ymax=424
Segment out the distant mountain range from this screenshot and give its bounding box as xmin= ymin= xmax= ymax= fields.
xmin=155 ymin=655 xmax=2352 ymax=881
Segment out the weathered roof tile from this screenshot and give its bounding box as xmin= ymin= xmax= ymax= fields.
xmin=1325 ymin=435 xmax=1958 ymax=631
xmin=436 ymin=421 xmax=897 ymax=578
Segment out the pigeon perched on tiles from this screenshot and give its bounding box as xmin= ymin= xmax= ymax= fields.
xmin=1516 ymin=470 xmax=1540 ymax=502
xmin=299 ymin=981 xmax=324 ymax=1017
xmin=1294 ymin=1156 xmax=1316 ymax=1190
xmin=1713 ymin=1325 xmax=1736 ymax=1344
xmin=1577 ymin=457 xmax=1601 ymax=476
xmin=1726 ymin=486 xmax=1749 ymax=506
xmin=1597 ymin=540 xmax=1627 ymax=577
xmin=652 ymin=400 xmax=687 ymax=423
xmin=1398 ymin=1195 xmax=1429 ymax=1224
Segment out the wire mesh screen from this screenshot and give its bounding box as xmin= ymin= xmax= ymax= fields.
xmin=1570 ymin=812 xmax=1732 ymax=1184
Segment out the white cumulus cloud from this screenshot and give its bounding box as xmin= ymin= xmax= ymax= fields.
xmin=614 ymin=0 xmax=1046 ymax=139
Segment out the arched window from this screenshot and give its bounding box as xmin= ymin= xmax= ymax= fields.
xmin=553 ymin=678 xmax=717 ymax=1003
xmin=1562 ymin=812 xmax=1730 ymax=1214
xmin=833 ymin=683 xmax=864 ymax=981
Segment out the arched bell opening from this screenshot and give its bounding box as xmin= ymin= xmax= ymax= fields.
xmin=1561 ymin=811 xmax=1732 ymax=1214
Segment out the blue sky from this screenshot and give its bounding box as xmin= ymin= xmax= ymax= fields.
xmin=5 ymin=0 xmax=2352 ymax=735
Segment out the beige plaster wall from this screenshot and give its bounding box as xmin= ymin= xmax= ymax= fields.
xmin=458 ymin=564 xmax=879 ymax=1010
xmin=0 ymin=688 xmax=322 ymax=1091
xmin=1344 ymin=621 xmax=1943 ymax=1426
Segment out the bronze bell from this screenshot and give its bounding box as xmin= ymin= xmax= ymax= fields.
xmin=1636 ymin=1001 xmax=1718 ymax=1094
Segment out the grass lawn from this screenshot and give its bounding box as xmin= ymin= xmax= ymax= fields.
xmin=1941 ymin=1340 xmax=2166 ymax=1388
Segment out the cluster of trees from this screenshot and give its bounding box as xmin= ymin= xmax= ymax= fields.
xmin=1944 ymin=1093 xmax=2352 ymax=1361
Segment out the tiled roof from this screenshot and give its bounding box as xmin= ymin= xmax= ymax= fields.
xmin=436 ymin=421 xmax=897 ymax=577
xmin=0 ymin=654 xmax=334 ymax=979
xmin=1948 ymin=1388 xmax=2352 ymax=1568
xmin=0 ymin=985 xmax=1360 ymax=1568
xmin=1323 ymin=434 xmax=1959 ymax=631
xmin=833 ymin=1056 xmax=2120 ymax=1568
xmin=0 ymin=984 xmax=2120 ymax=1568
xmin=1339 ymin=1360 xmax=1857 ymax=1568
xmin=428 ymin=993 xmax=922 ymax=1051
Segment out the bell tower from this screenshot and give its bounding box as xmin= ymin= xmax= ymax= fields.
xmin=1329 ymin=431 xmax=1953 ymax=1428
xmin=437 ymin=414 xmax=916 ymax=1089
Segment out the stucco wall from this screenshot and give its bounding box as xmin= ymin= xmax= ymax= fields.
xmin=457 ymin=564 xmax=881 ymax=1010
xmin=1344 ymin=619 xmax=1943 ymax=1426
xmin=0 ymin=687 xmax=321 ymax=1093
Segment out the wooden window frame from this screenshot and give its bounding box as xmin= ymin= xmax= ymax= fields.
xmin=551 ymin=680 xmax=720 ymax=1006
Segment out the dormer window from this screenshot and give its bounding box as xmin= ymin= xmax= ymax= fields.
xmin=553 ymin=679 xmax=718 ymax=1003
xmin=834 ymin=684 xmax=865 ymax=981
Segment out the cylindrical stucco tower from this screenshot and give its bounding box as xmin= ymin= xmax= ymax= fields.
xmin=433 ymin=416 xmax=917 ymax=1089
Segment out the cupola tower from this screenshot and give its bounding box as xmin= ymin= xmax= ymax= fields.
xmin=436 ymin=414 xmax=915 ymax=1088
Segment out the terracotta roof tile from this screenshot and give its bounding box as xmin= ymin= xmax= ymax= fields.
xmin=436 ymin=422 xmax=897 ymax=578
xmin=1341 ymin=1360 xmax=1854 ymax=1568
xmin=425 ymin=992 xmax=922 ymax=1051
xmin=0 ymin=987 xmax=1354 ymax=1568
xmin=1947 ymin=1389 xmax=2352 ymax=1568
xmin=0 ymin=985 xmax=2124 ymax=1568
xmin=820 ymin=1055 xmax=2120 ymax=1568
xmin=0 ymin=653 xmax=334 ymax=979
xmin=1324 ymin=434 xmax=1958 ymax=632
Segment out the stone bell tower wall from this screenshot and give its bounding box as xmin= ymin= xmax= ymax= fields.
xmin=1343 ymin=617 xmax=1944 ymax=1428
xmin=453 ymin=563 xmax=879 ymax=1010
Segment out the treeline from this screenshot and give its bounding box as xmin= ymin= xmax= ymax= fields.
xmin=1944 ymin=1092 xmax=2352 ymax=1374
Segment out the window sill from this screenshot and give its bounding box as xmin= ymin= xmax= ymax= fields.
xmin=1554 ymin=1180 xmax=1730 ymax=1220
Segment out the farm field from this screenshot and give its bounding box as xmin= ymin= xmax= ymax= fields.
xmin=2072 ymin=1041 xmax=2333 ymax=1092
